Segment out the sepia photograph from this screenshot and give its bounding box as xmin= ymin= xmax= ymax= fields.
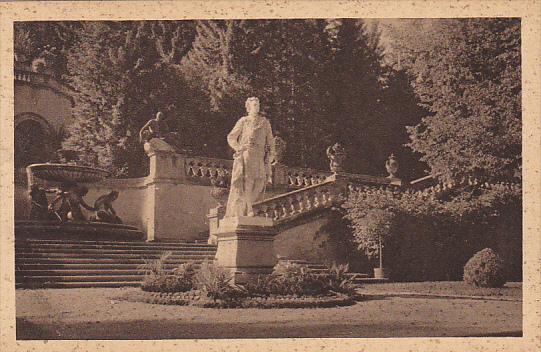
xmin=1 ymin=1 xmax=540 ymax=351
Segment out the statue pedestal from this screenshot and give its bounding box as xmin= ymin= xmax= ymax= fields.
xmin=214 ymin=216 xmax=277 ymax=284
xmin=207 ymin=205 xmax=225 ymax=245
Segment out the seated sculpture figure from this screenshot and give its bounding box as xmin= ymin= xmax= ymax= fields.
xmin=90 ymin=190 xmax=122 ymax=224
xmin=48 ymin=183 xmax=72 ymax=221
xmin=139 ymin=111 xmax=184 ymax=152
xmin=139 ymin=111 xmax=170 ymax=143
xmin=28 ymin=184 xmax=49 ymax=221
xmin=49 ymin=184 xmax=95 ymax=222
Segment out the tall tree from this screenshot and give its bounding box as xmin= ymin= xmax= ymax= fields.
xmin=62 ymin=21 xmax=197 ymax=176
xmin=326 ymin=19 xmax=387 ymax=174
xmin=183 ymin=19 xmax=340 ymax=168
xmin=383 ymin=19 xmax=521 ymax=183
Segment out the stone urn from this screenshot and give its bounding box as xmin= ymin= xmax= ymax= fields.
xmin=210 ymin=175 xmax=229 ymax=207
xmin=326 ymin=143 xmax=346 ymax=173
xmin=272 ymin=135 xmax=287 ymax=165
xmin=385 ymin=154 xmax=399 ymax=179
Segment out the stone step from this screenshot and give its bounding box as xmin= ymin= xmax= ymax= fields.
xmin=16 ymin=252 xmax=215 ymax=259
xmin=15 ymin=258 xmax=212 ymax=265
xmin=15 ymin=248 xmax=217 ymax=255
xmin=19 ymin=275 xmax=146 ymax=282
xmin=15 ymin=267 xmax=204 ymax=276
xmin=17 ymin=263 xmax=202 ymax=269
xmin=16 ymin=239 xmax=210 ymax=246
xmin=25 ymin=281 xmax=142 ymax=289
xmin=15 ymin=241 xmax=217 ymax=250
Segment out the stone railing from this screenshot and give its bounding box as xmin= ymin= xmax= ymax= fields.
xmin=14 ymin=68 xmax=73 ymax=100
xmin=15 ymin=69 xmax=33 ymax=82
xmin=185 ymin=156 xmax=233 ymax=181
xmin=279 ymin=166 xmax=332 ymax=188
xmin=180 ymin=154 xmax=332 ymax=189
xmin=252 ymin=179 xmax=338 ymax=224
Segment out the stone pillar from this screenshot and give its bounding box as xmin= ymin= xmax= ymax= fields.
xmin=214 ymin=216 xmax=277 ymax=284
xmin=143 ymin=138 xmax=186 ymax=241
xmin=207 ymin=205 xmax=225 ymax=245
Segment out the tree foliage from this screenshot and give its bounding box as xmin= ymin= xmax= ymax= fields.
xmin=61 ymin=21 xmax=198 ymax=176
xmin=383 ymin=19 xmax=521 ymax=183
xmin=343 ymin=182 xmax=522 ymax=281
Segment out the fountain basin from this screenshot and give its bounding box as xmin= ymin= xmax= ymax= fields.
xmin=26 ymin=163 xmax=111 ymax=184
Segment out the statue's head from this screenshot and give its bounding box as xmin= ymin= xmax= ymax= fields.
xmin=77 ymin=185 xmax=89 ymax=196
xmin=245 ymin=97 xmax=260 ymax=115
xmin=156 ymin=111 xmax=164 ymax=121
xmin=109 ymin=190 xmax=119 ymax=200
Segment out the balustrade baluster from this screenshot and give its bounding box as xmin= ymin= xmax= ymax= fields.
xmin=273 ymin=205 xmax=280 ymax=220
xmin=303 ymin=192 xmax=312 ymax=210
xmin=312 ymin=190 xmax=320 ymax=208
xmin=296 ymin=194 xmax=305 ymax=213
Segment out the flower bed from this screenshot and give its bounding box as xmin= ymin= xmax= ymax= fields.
xmin=116 ymin=289 xmax=357 ymax=309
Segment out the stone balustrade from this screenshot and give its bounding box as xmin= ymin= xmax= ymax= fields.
xmin=185 ymin=156 xmax=233 ymax=181
xmin=252 ymin=180 xmax=338 ymax=224
xmin=281 ymin=166 xmax=332 ymax=188
xmin=15 ymin=70 xmax=33 ymax=82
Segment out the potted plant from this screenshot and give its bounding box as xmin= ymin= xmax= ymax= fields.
xmin=373 ymin=234 xmax=387 ymax=279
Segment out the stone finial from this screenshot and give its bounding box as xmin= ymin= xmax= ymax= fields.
xmin=385 ymin=154 xmax=399 ymax=179
xmin=326 ymin=143 xmax=346 ymax=173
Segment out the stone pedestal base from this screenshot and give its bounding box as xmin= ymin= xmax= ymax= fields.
xmin=214 ymin=216 xmax=277 ymax=284
xmin=207 ymin=205 xmax=225 ymax=245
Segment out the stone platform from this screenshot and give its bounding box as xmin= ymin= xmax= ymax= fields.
xmin=15 ymin=220 xmax=145 ymax=241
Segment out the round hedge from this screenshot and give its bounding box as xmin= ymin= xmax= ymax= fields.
xmin=116 ymin=289 xmax=358 ymax=309
xmin=463 ymin=248 xmax=507 ymax=288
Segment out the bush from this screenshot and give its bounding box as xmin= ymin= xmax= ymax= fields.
xmin=195 ymin=259 xmax=246 ymax=302
xmin=463 ymin=248 xmax=507 ymax=288
xmin=139 ymin=254 xmax=197 ymax=293
xmin=324 ymin=263 xmax=357 ymax=295
xmin=271 ymin=262 xmax=329 ymax=296
xmin=343 ymin=183 xmax=522 ymax=281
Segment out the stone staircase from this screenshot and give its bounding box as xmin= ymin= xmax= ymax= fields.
xmin=15 ymin=239 xmax=217 ymax=288
xmin=16 ymin=239 xmax=372 ymax=288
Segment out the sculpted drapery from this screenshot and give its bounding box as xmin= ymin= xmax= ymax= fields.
xmin=225 ymin=98 xmax=275 ymax=217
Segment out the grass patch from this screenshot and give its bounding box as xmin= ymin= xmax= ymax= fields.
xmin=360 ymin=281 xmax=521 ymax=298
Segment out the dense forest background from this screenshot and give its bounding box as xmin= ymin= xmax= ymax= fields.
xmin=14 ymin=18 xmax=521 ymax=185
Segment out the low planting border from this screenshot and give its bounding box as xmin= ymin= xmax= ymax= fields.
xmin=116 ymin=289 xmax=358 ymax=308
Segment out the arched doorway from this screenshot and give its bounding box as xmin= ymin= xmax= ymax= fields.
xmin=14 ymin=115 xmax=52 ymax=184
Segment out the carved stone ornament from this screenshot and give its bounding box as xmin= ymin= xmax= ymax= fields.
xmin=326 ymin=143 xmax=346 ymax=173
xmin=385 ymin=154 xmax=399 ymax=179
xmin=273 ymin=135 xmax=287 ymax=165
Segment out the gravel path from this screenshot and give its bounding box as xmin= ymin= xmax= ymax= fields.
xmin=16 ymin=288 xmax=522 ymax=339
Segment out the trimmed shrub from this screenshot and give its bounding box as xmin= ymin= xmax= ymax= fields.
xmin=463 ymin=248 xmax=506 ymax=288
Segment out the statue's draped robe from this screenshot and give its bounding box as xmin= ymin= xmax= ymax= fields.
xmin=225 ymin=115 xmax=275 ymax=217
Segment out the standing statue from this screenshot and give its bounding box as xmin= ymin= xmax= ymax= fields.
xmin=91 ymin=190 xmax=122 ymax=224
xmin=28 ymin=184 xmax=49 ymax=221
xmin=225 ymin=97 xmax=275 ymax=217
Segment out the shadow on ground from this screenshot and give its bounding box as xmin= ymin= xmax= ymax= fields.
xmin=16 ymin=317 xmax=522 ymax=340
